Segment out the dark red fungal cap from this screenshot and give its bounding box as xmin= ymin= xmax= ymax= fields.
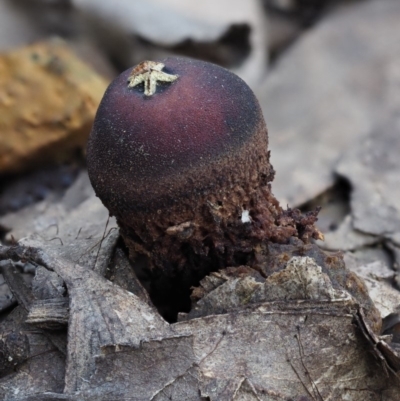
xmin=88 ymin=57 xmax=264 ymax=211
xmin=87 ymin=57 xmax=320 ymax=271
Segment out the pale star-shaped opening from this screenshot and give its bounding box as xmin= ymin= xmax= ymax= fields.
xmin=127 ymin=61 xmax=178 ymax=96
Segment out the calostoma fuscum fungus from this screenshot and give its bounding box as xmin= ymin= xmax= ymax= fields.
xmin=87 ymin=57 xmax=322 ymax=274
xmin=87 ymin=58 xmax=382 ymax=330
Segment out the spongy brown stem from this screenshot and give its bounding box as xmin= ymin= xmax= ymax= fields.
xmin=117 ymin=119 xmax=311 ymax=273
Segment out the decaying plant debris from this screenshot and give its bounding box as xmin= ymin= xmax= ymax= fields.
xmin=1 ymin=238 xmax=400 ymax=400
xmin=0 ymin=183 xmax=400 ymax=399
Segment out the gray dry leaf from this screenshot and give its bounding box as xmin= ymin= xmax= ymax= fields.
xmin=184 ymin=257 xmax=350 ymax=321
xmin=344 ymin=254 xmax=400 ymax=319
xmin=0 ymin=170 xmax=117 ymax=314
xmin=73 ymin=0 xmax=268 ymax=88
xmin=258 ymin=0 xmax=400 ymax=206
xmin=0 ymin=171 xmax=94 ymax=243
xmin=0 ymin=272 xmax=14 ymax=311
xmin=336 ymin=117 xmax=400 ymax=244
xmin=0 ymin=306 xmax=66 ymax=400
xmin=13 ymin=171 xmax=119 ymax=275
xmin=18 ymin=198 xmax=118 ymax=277
xmin=0 ymin=199 xmax=66 ymax=244
xmin=319 ymin=214 xmax=378 ymax=251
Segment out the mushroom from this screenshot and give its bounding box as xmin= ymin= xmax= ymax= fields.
xmin=87 ymin=57 xmax=322 ymax=276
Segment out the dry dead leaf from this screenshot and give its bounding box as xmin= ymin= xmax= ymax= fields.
xmin=0 ymin=39 xmax=107 ymax=174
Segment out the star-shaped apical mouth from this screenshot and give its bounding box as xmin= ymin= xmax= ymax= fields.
xmin=127 ymin=61 xmax=179 ymax=96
